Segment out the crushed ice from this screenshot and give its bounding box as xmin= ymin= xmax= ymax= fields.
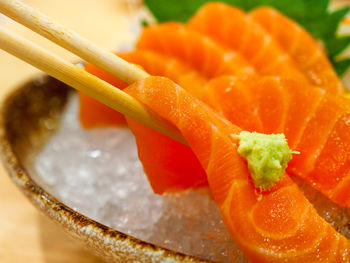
xmin=34 ymin=95 xmax=247 ymax=263
xmin=34 ymin=95 xmax=350 ymax=262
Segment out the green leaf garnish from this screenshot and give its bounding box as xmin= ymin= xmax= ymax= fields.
xmin=333 ymin=58 xmax=350 ymax=76
xmin=141 ymin=19 xmax=150 ymax=27
xmin=144 ymin=0 xmax=350 ymax=76
xmin=326 ymin=35 xmax=350 ymax=57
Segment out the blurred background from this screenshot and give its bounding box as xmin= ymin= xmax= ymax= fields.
xmin=0 ymin=1 xmax=142 ymax=262
xmin=0 ymin=0 xmax=350 ymax=262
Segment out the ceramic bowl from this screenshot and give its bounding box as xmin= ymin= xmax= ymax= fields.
xmin=0 ymin=76 xmax=208 ymax=263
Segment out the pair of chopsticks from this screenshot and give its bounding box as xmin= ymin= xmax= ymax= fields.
xmin=0 ymin=0 xmax=187 ymax=145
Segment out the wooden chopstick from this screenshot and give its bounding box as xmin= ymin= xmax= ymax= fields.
xmin=0 ymin=25 xmax=188 ymax=145
xmin=0 ymin=0 xmax=149 ymax=85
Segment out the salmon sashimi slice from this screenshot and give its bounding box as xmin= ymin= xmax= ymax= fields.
xmin=79 ymin=92 xmax=127 ymax=128
xmin=79 ymin=62 xmax=129 ymax=128
xmin=124 ymin=76 xmax=350 ymax=262
xmin=203 ymin=75 xmax=350 ymax=209
xmin=205 ymin=76 xmax=263 ymax=132
xmin=281 ymin=80 xmax=325 ymax=149
xmin=119 ymin=51 xmax=208 ymax=100
xmin=136 ymin=22 xmax=256 ymax=78
xmin=250 ymin=7 xmax=345 ymax=95
xmin=300 ymin=112 xmax=350 ymax=206
xmin=126 ymin=119 xmax=207 ymax=193
xmin=80 ymin=51 xmax=210 ymax=193
xmin=80 ymin=50 xmax=211 ymax=192
xmin=207 ymin=76 xmax=290 ymax=135
xmin=79 ymin=50 xmax=208 ymax=128
xmin=233 ymin=77 xmax=350 ymax=209
xmin=247 ymin=76 xmax=290 ymax=134
xmin=187 ymin=2 xmax=308 ymax=83
xmin=127 ymin=75 xmax=265 ymax=194
xmin=248 ymin=78 xmax=350 ymax=209
xmin=289 ymin=94 xmax=346 ymax=175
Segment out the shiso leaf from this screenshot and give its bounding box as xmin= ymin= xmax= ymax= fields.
xmin=333 ymin=58 xmax=350 ymax=76
xmin=144 ymin=0 xmax=350 ymax=76
xmin=326 ymin=36 xmax=350 ymax=57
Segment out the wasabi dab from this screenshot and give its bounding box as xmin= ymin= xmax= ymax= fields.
xmin=233 ymin=131 xmax=294 ymax=190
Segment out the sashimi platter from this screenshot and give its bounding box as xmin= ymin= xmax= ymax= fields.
xmin=78 ymin=1 xmax=350 ymax=261
xmin=3 ymin=0 xmax=350 ymax=262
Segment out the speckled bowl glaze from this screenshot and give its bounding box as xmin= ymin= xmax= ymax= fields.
xmin=0 ymin=76 xmax=209 ymax=263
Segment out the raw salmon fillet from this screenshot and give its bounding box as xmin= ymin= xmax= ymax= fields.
xmin=207 ymin=76 xmax=350 ymax=209
xmin=80 ymin=50 xmax=207 ymax=128
xmin=136 ymin=22 xmax=256 ymax=78
xmin=78 ymin=4 xmax=350 ymax=209
xmin=250 ymin=7 xmax=344 ymax=94
xmin=80 ymin=51 xmax=210 ymax=193
xmin=188 ymin=2 xmax=307 ymax=82
xmin=125 ymin=76 xmax=350 ymax=262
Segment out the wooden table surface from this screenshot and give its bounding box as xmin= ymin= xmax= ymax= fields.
xmin=0 ymin=0 xmax=137 ymax=262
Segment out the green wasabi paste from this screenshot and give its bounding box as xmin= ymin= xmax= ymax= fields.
xmin=234 ymin=131 xmax=293 ymax=190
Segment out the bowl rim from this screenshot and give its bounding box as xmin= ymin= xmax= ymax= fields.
xmin=0 ymin=76 xmax=210 ymax=263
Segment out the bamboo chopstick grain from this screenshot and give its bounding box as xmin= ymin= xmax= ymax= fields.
xmin=0 ymin=0 xmax=149 ymax=84
xmin=0 ymin=25 xmax=187 ymax=145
